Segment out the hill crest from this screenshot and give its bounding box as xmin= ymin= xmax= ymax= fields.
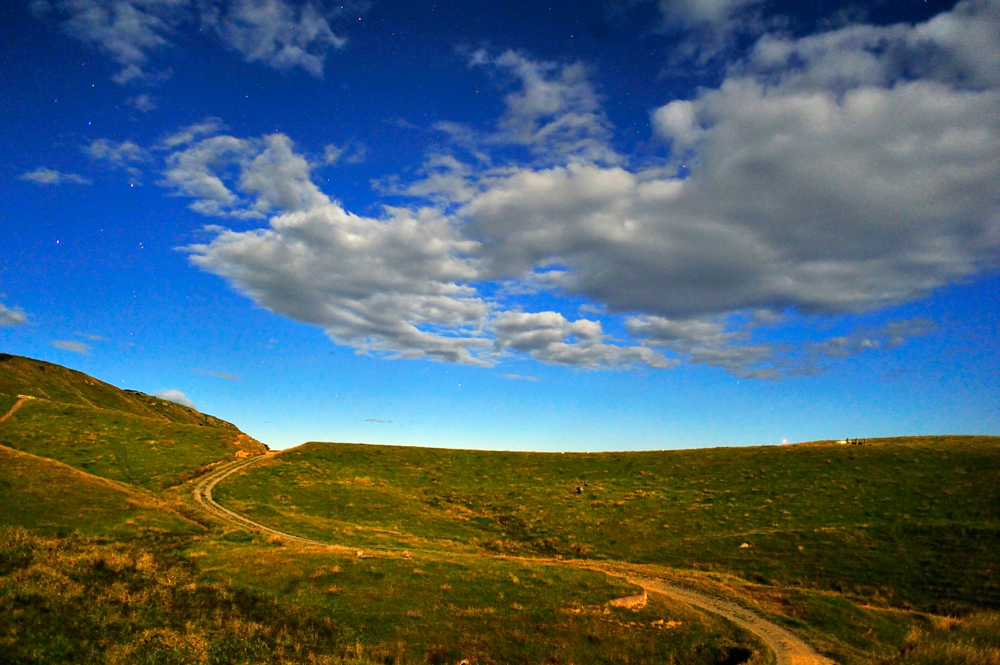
xmin=0 ymin=353 xmax=255 ymax=435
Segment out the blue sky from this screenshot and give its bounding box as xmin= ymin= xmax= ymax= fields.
xmin=2 ymin=0 xmax=997 ymax=450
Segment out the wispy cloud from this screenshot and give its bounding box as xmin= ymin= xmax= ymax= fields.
xmin=323 ymin=140 xmax=366 ymax=165
xmin=31 ymin=0 xmax=358 ymax=83
xmin=364 ymin=418 xmax=393 ymax=424
xmin=0 ymin=304 xmax=29 ymax=327
xmin=19 ymin=167 xmax=91 ymax=185
xmin=193 ymin=368 xmax=241 ymax=380
xmin=504 ymin=374 xmax=539 ymax=382
xmin=202 ymin=0 xmax=348 ymax=78
xmin=83 ymin=138 xmax=148 ymax=178
xmin=52 ymin=340 xmax=91 ymax=354
xmin=127 ymin=93 xmax=157 ymax=112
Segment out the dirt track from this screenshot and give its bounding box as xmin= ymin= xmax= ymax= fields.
xmin=193 ymin=455 xmax=353 ymax=553
xmin=629 ymin=576 xmax=833 ymax=665
xmin=0 ymin=395 xmax=35 ymax=423
xmin=195 ymin=454 xmax=835 ymax=665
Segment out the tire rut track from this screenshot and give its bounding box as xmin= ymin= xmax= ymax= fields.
xmin=195 ymin=454 xmax=835 ymax=665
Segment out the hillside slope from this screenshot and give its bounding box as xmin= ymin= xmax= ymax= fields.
xmin=0 ymin=354 xmax=267 ymax=489
xmin=0 ymin=444 xmax=200 ymax=537
xmin=216 ymin=436 xmax=1000 ymax=613
xmin=0 ymin=354 xmax=239 ymax=428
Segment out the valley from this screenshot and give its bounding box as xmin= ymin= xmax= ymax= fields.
xmin=1 ymin=353 xmax=998 ymax=664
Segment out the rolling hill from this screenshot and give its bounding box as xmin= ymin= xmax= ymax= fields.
xmin=214 ymin=437 xmax=1000 ymax=613
xmin=1 ymin=353 xmax=998 ymax=665
xmin=0 ymin=353 xmax=267 ymax=489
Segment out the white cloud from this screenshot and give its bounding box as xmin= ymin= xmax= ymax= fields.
xmin=32 ymin=0 xmax=352 ymax=82
xmin=162 ymin=133 xmax=328 ymax=217
xmin=323 ymin=140 xmax=366 ymax=165
xmin=193 ymin=368 xmax=242 ymax=379
xmin=19 ymin=168 xmax=91 ymax=185
xmin=127 ymin=93 xmax=157 ymax=112
xmin=171 ymin=3 xmax=997 ymax=377
xmin=805 ymin=319 xmax=935 ymax=361
xmin=659 ymin=0 xmax=760 ymax=27
xmin=31 ymin=0 xmax=188 ymax=84
xmin=154 ymin=389 xmax=197 ymax=409
xmin=0 ymin=304 xmax=28 ymax=327
xmin=627 ymin=315 xmax=936 ymax=378
xmin=465 ymin=2 xmax=1000 ymax=320
xmin=655 ymin=0 xmax=767 ymax=75
xmin=471 ymin=49 xmax=619 ymax=165
xmin=201 ymin=0 xmax=347 ymax=77
xmin=52 ymin=340 xmax=91 ymax=354
xmin=625 ymin=315 xmax=781 ymax=378
xmin=504 ymin=374 xmax=539 ymax=381
xmin=185 ymin=199 xmax=493 ymax=365
xmin=492 ymin=311 xmax=673 ymax=369
xmin=83 ymin=138 xmax=148 ymax=176
xmin=161 ymin=118 xmax=227 ymax=149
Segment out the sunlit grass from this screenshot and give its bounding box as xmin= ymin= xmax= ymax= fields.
xmin=218 ymin=436 xmax=1000 ymax=615
xmin=0 ymin=445 xmax=199 ymax=537
xmin=0 ymin=400 xmax=264 ymax=489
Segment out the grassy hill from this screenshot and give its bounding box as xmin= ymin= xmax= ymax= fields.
xmin=2 ymin=353 xmax=999 ymax=664
xmin=0 ymin=355 xmax=767 ymax=664
xmin=215 ymin=437 xmax=1000 ymax=614
xmin=0 ymin=444 xmax=199 ymax=537
xmin=0 ymin=354 xmax=239 ymax=428
xmin=0 ymin=354 xmax=267 ymax=489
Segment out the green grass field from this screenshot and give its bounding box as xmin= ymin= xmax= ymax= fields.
xmin=0 ymin=354 xmax=267 ymax=490
xmin=0 ymin=399 xmax=265 ymax=489
xmin=0 ymin=445 xmax=199 ymax=537
xmin=216 ymin=437 xmax=1000 ymax=613
xmin=2 ymin=353 xmax=999 ymax=664
xmin=0 ymin=354 xmax=243 ymax=429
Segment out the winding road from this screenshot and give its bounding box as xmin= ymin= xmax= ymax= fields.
xmin=195 ymin=454 xmax=834 ymax=665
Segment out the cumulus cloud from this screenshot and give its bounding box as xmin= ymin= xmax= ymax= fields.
xmin=31 ymin=0 xmax=353 ymax=82
xmin=154 ymin=389 xmax=197 ymax=409
xmin=162 ymin=133 xmax=327 ymax=217
xmin=202 ymin=0 xmax=347 ymax=78
xmin=169 ymin=1 xmax=997 ymax=377
xmin=19 ymin=167 xmax=91 ymax=185
xmin=52 ymin=340 xmax=91 ymax=354
xmin=466 ymin=1 xmax=1000 ymax=319
xmin=0 ymin=304 xmax=28 ymax=327
xmin=493 ymin=311 xmax=673 ymax=369
xmin=185 ymin=200 xmax=493 ymax=365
